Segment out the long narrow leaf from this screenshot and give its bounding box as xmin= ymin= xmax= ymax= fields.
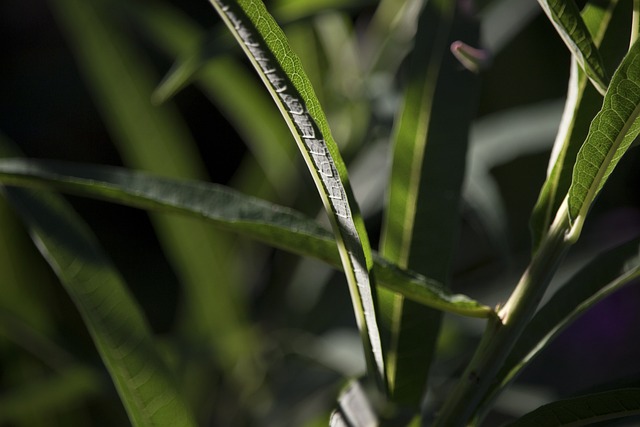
xmin=567 ymin=38 xmax=640 ymax=239
xmin=206 ymin=0 xmax=386 ymax=389
xmin=537 ymin=0 xmax=609 ymax=95
xmin=0 ymin=159 xmax=494 ymax=319
xmin=0 ymin=187 xmax=196 ymax=427
xmin=530 ymin=0 xmax=618 ymax=251
xmin=507 ymin=388 xmax=640 ymax=426
xmin=379 ymin=0 xmax=479 ymax=404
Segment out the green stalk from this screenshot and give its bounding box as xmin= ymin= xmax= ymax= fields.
xmin=433 ymin=201 xmax=573 ymax=426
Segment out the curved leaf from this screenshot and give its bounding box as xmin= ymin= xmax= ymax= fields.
xmin=0 ymin=159 xmax=494 ymax=319
xmin=207 ymin=0 xmax=386 ymax=388
xmin=507 ymin=388 xmax=640 ymax=426
xmin=537 ymin=0 xmax=609 ymax=95
xmin=530 ymin=0 xmax=618 ymax=251
xmin=0 ymin=187 xmax=196 ymax=427
xmin=567 ymin=39 xmax=640 ymax=239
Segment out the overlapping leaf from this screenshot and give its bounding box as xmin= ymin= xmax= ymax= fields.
xmin=568 ymin=38 xmax=640 ymax=238
xmin=0 ymin=145 xmax=196 ymax=427
xmin=531 ymin=0 xmax=618 ymax=251
xmin=206 ymin=0 xmax=386 ymax=388
xmin=0 ymin=159 xmax=493 ymax=319
xmin=49 ymin=0 xmax=263 ymax=395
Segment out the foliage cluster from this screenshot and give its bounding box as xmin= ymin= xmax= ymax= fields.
xmin=2 ymin=0 xmax=640 ymax=425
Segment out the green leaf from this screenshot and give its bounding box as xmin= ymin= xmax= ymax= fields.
xmin=207 ymin=0 xmax=386 ymax=389
xmin=0 ymin=187 xmax=196 ymax=427
xmin=530 ymin=0 xmax=618 ymax=251
xmin=567 ymin=38 xmax=640 ymax=239
xmin=378 ymin=0 xmax=479 ymax=405
xmin=49 ymin=0 xmax=263 ymax=395
xmin=0 ymin=159 xmax=494 ymax=319
xmin=474 ymin=237 xmax=640 ymax=421
xmin=0 ymin=366 xmax=104 ymax=425
xmin=507 ymin=388 xmax=640 ymax=426
xmin=537 ymin=0 xmax=609 ymax=95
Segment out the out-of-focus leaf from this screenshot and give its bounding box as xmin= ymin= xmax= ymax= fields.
xmin=567 ymin=38 xmax=640 ymax=240
xmin=537 ymin=0 xmax=609 ymax=94
xmin=123 ymin=0 xmax=298 ymax=201
xmin=468 ymin=100 xmax=563 ymax=259
xmin=507 ymin=388 xmax=640 ymax=426
xmin=0 ymin=159 xmax=494 ymax=319
xmin=530 ymin=0 xmax=618 ymax=251
xmin=270 ymin=0 xmax=374 ymax=23
xmin=378 ymin=0 xmax=479 ymax=405
xmin=0 ymin=185 xmax=196 ymax=427
xmin=0 ymin=366 xmax=105 ymax=425
xmin=207 ymin=0 xmax=386 ymax=390
xmin=49 ymin=0 xmax=263 ymax=396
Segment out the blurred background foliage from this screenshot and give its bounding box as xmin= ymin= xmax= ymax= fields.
xmin=1 ymin=0 xmax=640 ymax=425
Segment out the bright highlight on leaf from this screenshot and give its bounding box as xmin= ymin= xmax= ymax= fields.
xmin=568 ymin=39 xmax=640 ymax=238
xmin=0 ymin=159 xmax=494 ymax=319
xmin=206 ymin=0 xmax=387 ymax=390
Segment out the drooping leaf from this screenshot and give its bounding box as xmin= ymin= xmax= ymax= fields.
xmin=537 ymin=0 xmax=609 ymax=95
xmin=378 ymin=0 xmax=479 ymax=405
xmin=530 ymin=0 xmax=618 ymax=251
xmin=0 ymin=187 xmax=197 ymax=427
xmin=567 ymin=38 xmax=640 ymax=239
xmin=206 ymin=0 xmax=386 ymax=389
xmin=507 ymin=388 xmax=640 ymax=426
xmin=0 ymin=158 xmax=494 ymax=319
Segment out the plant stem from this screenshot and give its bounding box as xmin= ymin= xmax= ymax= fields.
xmin=432 ymin=202 xmax=573 ymax=427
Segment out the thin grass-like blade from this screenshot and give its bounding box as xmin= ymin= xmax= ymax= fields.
xmin=379 ymin=0 xmax=479 ymax=404
xmin=206 ymin=0 xmax=386 ymax=389
xmin=530 ymin=0 xmax=618 ymax=251
xmin=0 ymin=159 xmax=494 ymax=319
xmin=474 ymin=237 xmax=640 ymax=421
xmin=537 ymin=0 xmax=609 ymax=95
xmin=0 ymin=182 xmax=196 ymax=426
xmin=567 ymin=39 xmax=640 ymax=239
xmin=507 ymin=388 xmax=640 ymax=426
